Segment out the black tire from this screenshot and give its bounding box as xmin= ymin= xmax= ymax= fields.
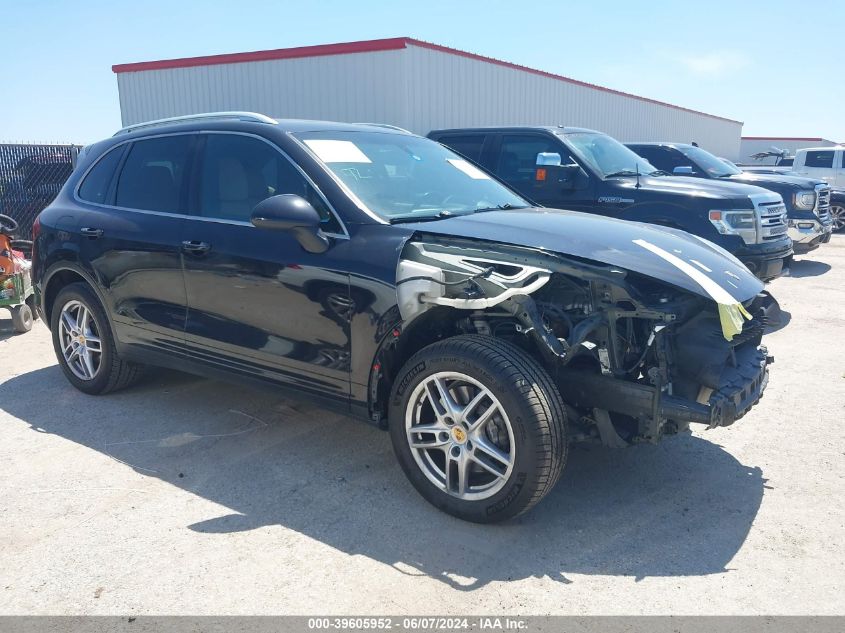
xmin=389 ymin=334 xmax=567 ymax=523
xmin=50 ymin=282 xmax=143 ymax=395
xmin=10 ymin=304 xmax=33 ymax=333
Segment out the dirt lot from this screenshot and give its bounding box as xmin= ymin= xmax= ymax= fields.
xmin=0 ymin=236 xmax=843 ymax=616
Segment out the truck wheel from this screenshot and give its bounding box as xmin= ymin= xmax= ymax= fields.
xmin=389 ymin=334 xmax=567 ymax=523
xmin=50 ymin=282 xmax=143 ymax=395
xmin=10 ymin=304 xmax=33 ymax=333
xmin=830 ymin=205 xmax=845 ymax=232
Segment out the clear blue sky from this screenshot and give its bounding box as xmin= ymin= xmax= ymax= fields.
xmin=1 ymin=0 xmax=841 ymax=144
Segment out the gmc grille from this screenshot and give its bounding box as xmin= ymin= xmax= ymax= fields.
xmin=758 ymin=202 xmax=788 ymax=240
xmin=816 ymin=185 xmax=831 ymax=223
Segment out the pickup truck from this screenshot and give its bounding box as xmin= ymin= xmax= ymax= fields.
xmin=790 ymin=146 xmax=845 ymax=231
xmin=429 ymin=126 xmax=793 ymax=281
xmin=626 ymin=142 xmax=834 ymax=253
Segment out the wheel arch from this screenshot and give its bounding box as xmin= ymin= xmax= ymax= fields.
xmin=41 ymin=263 xmax=107 ymax=327
xmin=368 ymin=306 xmax=469 ymax=425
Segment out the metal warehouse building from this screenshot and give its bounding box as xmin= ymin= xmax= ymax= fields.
xmin=113 ymin=37 xmax=744 ymax=158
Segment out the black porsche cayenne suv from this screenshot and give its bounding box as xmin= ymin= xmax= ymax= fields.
xmin=32 ymin=113 xmax=772 ymax=522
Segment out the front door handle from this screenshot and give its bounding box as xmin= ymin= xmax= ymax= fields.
xmin=80 ymin=227 xmax=104 ymax=239
xmin=181 ymin=240 xmax=211 ymax=254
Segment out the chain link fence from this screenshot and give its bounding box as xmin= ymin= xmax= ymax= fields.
xmin=0 ymin=143 xmax=80 ymax=240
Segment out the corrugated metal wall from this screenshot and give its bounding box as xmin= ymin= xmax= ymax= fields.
xmin=116 ymin=49 xmax=408 ymax=128
xmin=401 ymin=46 xmax=742 ymax=159
xmin=115 ymin=43 xmax=742 ymax=158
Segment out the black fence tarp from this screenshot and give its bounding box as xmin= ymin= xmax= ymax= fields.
xmin=0 ymin=143 xmax=80 ymax=240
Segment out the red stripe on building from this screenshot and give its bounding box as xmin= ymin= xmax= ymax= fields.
xmin=112 ymin=36 xmax=742 ymax=124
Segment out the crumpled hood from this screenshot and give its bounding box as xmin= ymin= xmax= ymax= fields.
xmin=725 ymin=172 xmax=824 ymax=191
xmin=613 ymin=174 xmax=769 ymax=201
xmin=405 ymin=207 xmax=764 ymax=303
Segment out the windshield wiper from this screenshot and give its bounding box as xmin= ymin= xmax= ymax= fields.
xmin=471 ymin=203 xmax=529 ymax=213
xmin=388 ymin=210 xmax=467 ymax=224
xmin=605 ymin=170 xmax=639 ymax=178
xmin=650 ymin=170 xmax=671 ymax=176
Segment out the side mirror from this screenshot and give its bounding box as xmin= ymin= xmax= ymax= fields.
xmin=536 ymin=163 xmax=583 ymax=190
xmin=250 ymin=194 xmax=330 ymax=254
xmin=536 ymin=152 xmax=562 ymax=166
xmin=673 ymin=166 xmax=695 ymax=175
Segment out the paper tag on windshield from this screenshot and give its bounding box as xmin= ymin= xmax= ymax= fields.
xmin=447 ymin=158 xmax=490 ymax=180
xmin=304 ymin=140 xmax=372 ymax=163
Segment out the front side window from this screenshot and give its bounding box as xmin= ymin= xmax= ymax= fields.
xmin=296 ymin=131 xmax=529 ymax=222
xmin=78 ymin=145 xmax=125 ymax=204
xmin=804 ymin=150 xmax=834 ymax=168
xmin=496 ymin=135 xmax=570 ymax=185
xmin=115 ymin=135 xmax=193 ymax=213
xmin=562 ymin=131 xmax=657 ymax=178
xmin=679 ymin=146 xmax=741 ymax=178
xmin=196 ymin=134 xmax=340 ymax=232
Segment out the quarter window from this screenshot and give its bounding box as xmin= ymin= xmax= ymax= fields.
xmin=437 ymin=135 xmax=486 ymax=163
xmin=804 ymin=150 xmax=834 ymax=168
xmin=78 ymin=145 xmax=125 ymax=205
xmin=197 ymin=134 xmax=339 ymax=232
xmin=115 ymin=135 xmax=193 ymax=213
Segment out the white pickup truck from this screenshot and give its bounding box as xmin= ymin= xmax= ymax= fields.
xmin=791 ymin=146 xmax=845 ymax=186
xmin=790 ymin=147 xmax=845 ymax=230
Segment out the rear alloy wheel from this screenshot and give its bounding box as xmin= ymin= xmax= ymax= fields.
xmin=389 ymin=335 xmax=567 ymax=523
xmin=830 ymin=205 xmax=845 ymax=232
xmin=58 ymin=299 xmax=103 ymax=381
xmin=50 ymin=282 xmax=143 ymax=395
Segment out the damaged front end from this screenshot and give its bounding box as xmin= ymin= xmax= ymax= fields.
xmin=394 ymin=237 xmax=772 ymax=446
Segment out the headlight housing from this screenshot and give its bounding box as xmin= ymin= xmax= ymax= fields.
xmin=709 ymin=210 xmax=757 ymax=244
xmin=793 ymin=190 xmax=816 ymax=210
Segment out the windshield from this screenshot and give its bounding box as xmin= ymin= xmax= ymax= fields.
xmin=561 ymin=131 xmax=658 ymax=178
xmin=295 ymin=131 xmax=529 ymax=221
xmin=679 ymin=146 xmax=742 ymax=178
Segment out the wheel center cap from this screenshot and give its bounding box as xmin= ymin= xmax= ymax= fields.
xmin=451 ymin=427 xmax=467 ymax=444
xmin=77 ymin=335 xmax=86 ymax=345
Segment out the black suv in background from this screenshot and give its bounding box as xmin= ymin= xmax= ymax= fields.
xmin=33 ymin=113 xmax=772 ymax=522
xmin=429 ymin=127 xmax=793 ymax=281
xmin=626 ymin=142 xmax=834 ymax=254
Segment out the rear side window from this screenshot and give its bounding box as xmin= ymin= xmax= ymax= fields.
xmin=115 ymin=135 xmax=193 ymax=212
xmin=804 ymin=150 xmax=834 ymax=168
xmin=436 ymin=135 xmax=486 ymax=163
xmin=78 ymin=145 xmax=125 ymax=204
xmin=197 ymin=133 xmax=340 ymax=232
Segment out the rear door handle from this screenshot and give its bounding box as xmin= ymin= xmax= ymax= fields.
xmin=80 ymin=227 xmax=103 ymax=239
xmin=181 ymin=240 xmax=211 ymax=254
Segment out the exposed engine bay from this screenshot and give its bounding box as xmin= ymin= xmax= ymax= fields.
xmin=392 ymin=236 xmax=772 ymax=446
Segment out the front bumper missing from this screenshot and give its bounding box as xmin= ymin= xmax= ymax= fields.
xmin=557 ymin=345 xmax=771 ymax=438
xmin=789 ymin=220 xmax=833 ymax=254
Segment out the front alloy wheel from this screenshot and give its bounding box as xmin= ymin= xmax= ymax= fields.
xmin=389 ymin=335 xmax=567 ymax=523
xmin=830 ymin=205 xmax=845 ymax=232
xmin=406 ymin=372 xmax=515 ymax=500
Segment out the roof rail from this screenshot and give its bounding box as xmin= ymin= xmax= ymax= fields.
xmin=354 ymin=122 xmax=412 ymax=134
xmin=114 ymin=111 xmax=277 ymax=136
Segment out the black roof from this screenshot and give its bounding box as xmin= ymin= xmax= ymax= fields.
xmin=626 ymin=141 xmax=695 ymax=149
xmin=430 ymin=125 xmax=600 ymax=136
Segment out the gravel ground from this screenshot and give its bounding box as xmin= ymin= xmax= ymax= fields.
xmin=0 ymin=236 xmax=843 ymax=616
